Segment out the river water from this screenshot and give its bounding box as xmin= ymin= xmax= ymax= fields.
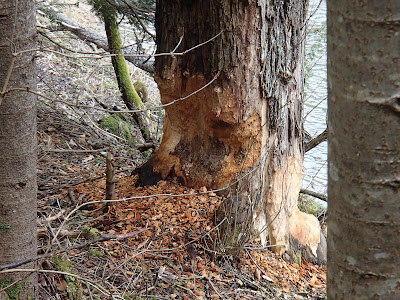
xmin=303 ymin=0 xmax=328 ymax=197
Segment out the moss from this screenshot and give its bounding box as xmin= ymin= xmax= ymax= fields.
xmin=88 ymin=249 xmax=104 ymax=258
xmin=82 ymin=226 xmax=100 ymax=239
xmin=142 ymin=148 xmax=153 ymax=158
xmin=298 ymin=194 xmax=326 ymax=217
xmin=0 ymin=221 xmax=11 ymax=231
xmin=100 ymin=8 xmax=144 ymax=110
xmin=0 ymin=278 xmax=24 ymax=300
xmin=293 ymin=250 xmax=302 ymax=266
xmin=100 ymin=114 xmax=132 ymax=143
xmin=66 ymin=281 xmax=83 ymax=300
xmin=52 ymin=256 xmax=82 ymax=299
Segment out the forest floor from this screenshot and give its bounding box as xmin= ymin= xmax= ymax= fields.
xmin=36 ymin=103 xmax=327 ymax=300
xmin=30 ymin=1 xmax=327 ymax=299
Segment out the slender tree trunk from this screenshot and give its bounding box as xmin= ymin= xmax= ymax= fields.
xmin=328 ymin=0 xmax=400 ymax=298
xmin=103 ymin=12 xmax=154 ymax=142
xmin=0 ymin=0 xmax=38 ymax=297
xmin=91 ymin=0 xmax=154 ymax=142
xmin=135 ymin=0 xmax=326 ymax=263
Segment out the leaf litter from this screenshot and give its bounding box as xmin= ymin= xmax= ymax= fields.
xmin=35 ymin=103 xmax=326 ymax=299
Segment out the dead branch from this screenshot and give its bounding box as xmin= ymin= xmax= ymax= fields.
xmin=119 ymin=0 xmax=156 ymax=40
xmin=106 ymin=151 xmax=115 ymax=200
xmin=6 ymin=71 xmax=220 ymax=113
xmin=135 ymin=142 xmax=156 ymax=151
xmin=300 ymin=188 xmax=327 ymax=202
xmin=37 ymin=7 xmax=155 ymax=73
xmin=305 ymin=128 xmax=327 ymax=152
xmin=45 ymin=148 xmax=107 ymax=153
xmin=0 ymin=229 xmax=147 ymax=271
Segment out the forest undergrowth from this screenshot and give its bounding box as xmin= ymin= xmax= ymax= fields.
xmin=35 ymin=103 xmax=326 ymax=300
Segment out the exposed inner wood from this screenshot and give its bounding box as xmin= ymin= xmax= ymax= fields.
xmin=134 ymin=0 xmax=325 ymax=263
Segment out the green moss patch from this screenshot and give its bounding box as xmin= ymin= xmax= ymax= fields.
xmin=100 ymin=114 xmax=132 ymax=144
xmin=0 ymin=278 xmax=24 ymax=300
xmin=0 ymin=221 xmax=11 ymax=231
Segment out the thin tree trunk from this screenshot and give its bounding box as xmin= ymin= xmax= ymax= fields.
xmin=328 ymin=0 xmax=400 ymax=298
xmin=135 ymin=0 xmax=325 ymax=263
xmin=102 ymin=10 xmax=154 ymax=142
xmin=91 ymin=0 xmax=154 ymax=142
xmin=0 ymin=0 xmax=38 ymax=297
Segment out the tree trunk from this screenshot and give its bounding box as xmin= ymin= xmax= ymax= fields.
xmin=92 ymin=0 xmax=154 ymax=142
xmin=135 ymin=0 xmax=325 ymax=263
xmin=327 ymin=0 xmax=400 ymax=298
xmin=0 ymin=0 xmax=38 ymax=298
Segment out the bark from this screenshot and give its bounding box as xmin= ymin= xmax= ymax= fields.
xmin=0 ymin=0 xmax=38 ymax=297
xmin=328 ymin=0 xmax=400 ymax=298
xmin=135 ymin=0 xmax=325 ymax=263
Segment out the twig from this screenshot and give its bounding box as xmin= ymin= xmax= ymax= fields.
xmin=305 ymin=128 xmax=327 ymax=152
xmin=0 ymin=230 xmax=147 ymax=271
xmin=0 ymin=268 xmax=111 ymax=296
xmin=204 ymin=273 xmax=223 ymax=299
xmin=45 ymin=148 xmax=107 ymax=153
xmin=119 ymin=0 xmax=156 ymax=40
xmin=4 ymin=70 xmax=220 ymax=113
xmin=300 ymin=188 xmax=327 ymax=202
xmin=0 ymin=55 xmax=16 ymax=107
xmin=245 ymin=249 xmax=271 ymax=280
xmin=14 ymin=30 xmax=224 ymax=60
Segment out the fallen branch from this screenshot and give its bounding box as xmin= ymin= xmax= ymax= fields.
xmin=45 ymin=148 xmax=107 ymax=153
xmin=300 ymin=188 xmax=327 ymax=202
xmin=38 ymin=7 xmax=154 ymax=73
xmin=305 ymin=128 xmax=327 ymax=152
xmin=0 ymin=229 xmax=147 ymax=271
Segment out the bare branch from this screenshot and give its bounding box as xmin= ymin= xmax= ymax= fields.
xmin=300 ymin=188 xmax=327 ymax=202
xmin=119 ymin=0 xmax=156 ymax=40
xmin=305 ymin=128 xmax=327 ymax=152
xmin=38 ymin=7 xmax=154 ymax=73
xmin=0 ymin=230 xmax=147 ymax=271
xmin=5 ymin=71 xmax=220 ymax=113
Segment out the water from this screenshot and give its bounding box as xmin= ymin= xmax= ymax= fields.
xmin=303 ymin=0 xmax=328 ymax=197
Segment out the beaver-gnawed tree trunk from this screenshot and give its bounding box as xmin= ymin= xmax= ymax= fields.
xmin=135 ymin=0 xmax=326 ymax=263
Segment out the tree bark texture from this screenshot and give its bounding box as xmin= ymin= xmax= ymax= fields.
xmin=0 ymin=0 xmax=38 ymax=297
xmin=135 ymin=0 xmax=325 ymax=262
xmin=328 ymin=0 xmax=400 ymax=298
